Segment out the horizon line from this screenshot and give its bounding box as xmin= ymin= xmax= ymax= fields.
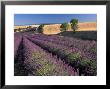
xmin=14 ymin=21 xmax=96 ymax=26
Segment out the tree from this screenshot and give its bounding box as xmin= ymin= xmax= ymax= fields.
xmin=14 ymin=29 xmax=17 ymax=32
xmin=60 ymin=22 xmax=69 ymax=32
xmin=70 ymin=19 xmax=78 ymax=33
xmin=37 ymin=24 xmax=44 ymax=33
xmin=18 ymin=28 xmax=21 ymax=32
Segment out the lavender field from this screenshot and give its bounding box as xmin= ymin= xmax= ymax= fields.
xmin=14 ymin=32 xmax=97 ymax=76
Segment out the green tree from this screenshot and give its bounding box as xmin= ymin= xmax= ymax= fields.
xmin=60 ymin=22 xmax=69 ymax=32
xmin=37 ymin=24 xmax=44 ymax=33
xmin=70 ymin=19 xmax=78 ymax=33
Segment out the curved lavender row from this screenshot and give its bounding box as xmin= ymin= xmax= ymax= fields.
xmin=27 ymin=36 xmax=96 ymax=76
xmin=23 ymin=36 xmax=78 ymax=76
xmin=31 ymin=34 xmax=96 ymax=51
xmin=28 ymin=34 xmax=97 ymax=60
xmin=31 ymin=34 xmax=96 ymax=60
xmin=14 ymin=33 xmax=22 ymax=57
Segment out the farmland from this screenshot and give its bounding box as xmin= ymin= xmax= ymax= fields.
xmin=14 ymin=31 xmax=97 ymax=76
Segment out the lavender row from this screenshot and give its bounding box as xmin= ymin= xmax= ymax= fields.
xmin=23 ymin=36 xmax=78 ymax=76
xmin=14 ymin=33 xmax=22 ymax=57
xmin=31 ymin=34 xmax=96 ymax=53
xmin=31 ymin=34 xmax=97 ymax=60
xmin=29 ymin=34 xmax=96 ymax=62
xmin=26 ymin=35 xmax=96 ymax=76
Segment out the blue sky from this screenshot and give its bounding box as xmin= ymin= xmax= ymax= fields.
xmin=14 ymin=14 xmax=97 ymax=25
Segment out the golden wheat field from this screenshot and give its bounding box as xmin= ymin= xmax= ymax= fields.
xmin=43 ymin=22 xmax=96 ymax=34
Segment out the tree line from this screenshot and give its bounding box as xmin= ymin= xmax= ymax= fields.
xmin=60 ymin=19 xmax=78 ymax=33
xmin=37 ymin=19 xmax=78 ymax=34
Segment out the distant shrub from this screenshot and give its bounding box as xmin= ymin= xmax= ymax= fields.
xmin=16 ymin=28 xmax=21 ymax=32
xmin=37 ymin=24 xmax=44 ymax=33
xmin=70 ymin=19 xmax=78 ymax=33
xmin=60 ymin=22 xmax=69 ymax=32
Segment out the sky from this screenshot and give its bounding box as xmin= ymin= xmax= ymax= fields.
xmin=14 ymin=14 xmax=97 ymax=25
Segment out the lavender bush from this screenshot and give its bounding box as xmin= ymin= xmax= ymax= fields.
xmin=14 ymin=32 xmax=96 ymax=76
xmin=23 ymin=36 xmax=78 ymax=76
xmin=26 ymin=34 xmax=96 ymax=75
